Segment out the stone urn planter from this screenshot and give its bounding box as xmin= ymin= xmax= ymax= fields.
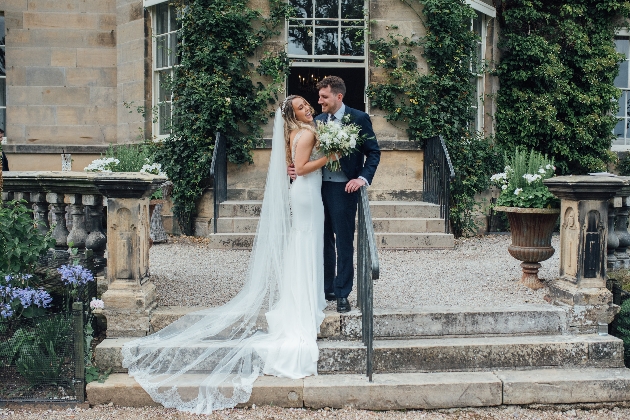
xmin=495 ymin=206 xmax=560 ymax=290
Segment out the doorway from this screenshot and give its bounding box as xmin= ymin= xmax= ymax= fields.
xmin=287 ymin=67 xmax=366 ymax=115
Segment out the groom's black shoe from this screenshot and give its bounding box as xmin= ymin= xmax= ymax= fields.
xmin=337 ymin=297 xmax=351 ymax=313
xmin=325 ymin=292 xmax=336 ymax=301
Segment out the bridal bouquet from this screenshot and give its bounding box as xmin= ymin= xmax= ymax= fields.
xmin=316 ymin=115 xmax=361 ymax=172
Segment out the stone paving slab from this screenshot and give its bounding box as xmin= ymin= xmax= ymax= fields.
xmin=496 ymin=368 xmax=630 ymax=405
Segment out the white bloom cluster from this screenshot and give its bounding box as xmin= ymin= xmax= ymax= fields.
xmin=490 ymin=172 xmax=507 ymax=182
xmin=90 ymin=298 xmax=105 ymax=310
xmin=140 ymin=159 xmax=166 ymax=176
xmin=316 ymin=118 xmax=361 ymax=171
xmin=514 ymin=188 xmax=523 ymax=195
xmin=84 ymin=157 xmax=120 ymax=172
xmin=522 ymin=173 xmax=542 ymax=183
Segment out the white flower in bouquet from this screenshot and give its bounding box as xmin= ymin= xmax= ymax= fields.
xmin=140 ymin=159 xmax=166 ymax=176
xmin=84 ymin=157 xmax=120 ymax=172
xmin=316 ymin=115 xmax=362 ymax=172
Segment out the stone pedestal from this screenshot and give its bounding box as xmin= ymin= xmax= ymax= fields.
xmin=544 ymin=176 xmax=625 ymax=333
xmin=94 ymin=173 xmax=166 ymax=337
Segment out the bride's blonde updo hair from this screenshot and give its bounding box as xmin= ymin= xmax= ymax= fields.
xmin=281 ymin=95 xmax=318 ymax=165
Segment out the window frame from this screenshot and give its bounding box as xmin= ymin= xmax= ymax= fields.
xmin=150 ymin=2 xmax=180 ymax=141
xmin=613 ymin=28 xmax=630 ymax=151
xmin=286 ymin=0 xmax=369 ymax=107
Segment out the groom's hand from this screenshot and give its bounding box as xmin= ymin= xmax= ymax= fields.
xmin=345 ymin=178 xmax=365 ymax=193
xmin=287 ymin=164 xmax=297 ymax=181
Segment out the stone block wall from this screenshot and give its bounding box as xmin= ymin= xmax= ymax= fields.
xmin=4 ymin=0 xmax=117 ymax=151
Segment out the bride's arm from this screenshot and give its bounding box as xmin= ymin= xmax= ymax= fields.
xmin=294 ymin=131 xmax=330 ymax=176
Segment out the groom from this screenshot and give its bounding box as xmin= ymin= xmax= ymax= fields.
xmin=315 ymin=76 xmax=380 ymax=313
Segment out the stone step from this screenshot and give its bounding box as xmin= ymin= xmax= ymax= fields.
xmin=86 ymin=368 xmax=630 ymax=409
xmin=95 ymin=334 xmax=622 ymax=374
xmin=206 ymin=232 xmax=454 ymax=249
xmin=148 ymin=305 xmax=568 ymax=338
xmin=219 ymin=200 xmax=442 ymax=219
xmin=216 ymin=217 xmax=445 ymax=234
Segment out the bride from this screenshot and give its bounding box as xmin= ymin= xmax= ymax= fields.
xmin=121 ymin=95 xmax=332 ymax=414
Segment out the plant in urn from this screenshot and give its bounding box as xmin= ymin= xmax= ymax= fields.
xmin=491 ymin=149 xmax=560 ymax=289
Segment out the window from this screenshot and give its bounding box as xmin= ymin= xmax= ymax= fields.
xmin=470 ymin=10 xmax=484 ymax=133
xmin=152 ymin=2 xmax=180 ymax=138
xmin=0 ymin=14 xmax=5 ymax=137
xmin=614 ymin=35 xmax=630 ymax=150
xmin=287 ymin=1 xmax=367 ymax=112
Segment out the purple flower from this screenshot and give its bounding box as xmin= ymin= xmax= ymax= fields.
xmin=57 ymin=265 xmax=94 ymax=286
xmin=11 ymin=287 xmax=52 ymax=309
xmin=0 ymin=303 xmax=13 ymax=319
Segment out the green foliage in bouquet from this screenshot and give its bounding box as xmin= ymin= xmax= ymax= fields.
xmin=491 ymin=148 xmax=559 ymax=209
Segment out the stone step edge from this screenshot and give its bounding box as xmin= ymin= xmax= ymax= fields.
xmin=86 ymin=368 xmax=630 ymax=410
xmin=149 ymin=305 xmax=568 ymax=338
xmin=95 ymin=334 xmax=622 ymax=373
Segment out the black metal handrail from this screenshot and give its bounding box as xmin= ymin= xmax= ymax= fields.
xmin=423 ymin=135 xmax=455 ymax=234
xmin=210 ymin=132 xmax=227 ymax=234
xmin=356 ymin=185 xmax=379 ymax=382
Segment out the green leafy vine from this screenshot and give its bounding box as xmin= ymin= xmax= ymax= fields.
xmin=494 ymin=0 xmax=630 ymax=174
xmin=154 ymin=0 xmax=292 ymax=234
xmin=367 ymin=0 xmax=501 ymax=236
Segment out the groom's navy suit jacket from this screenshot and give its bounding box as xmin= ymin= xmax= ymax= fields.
xmin=314 ymin=106 xmax=380 ymax=184
xmin=316 ymin=105 xmax=380 ymax=299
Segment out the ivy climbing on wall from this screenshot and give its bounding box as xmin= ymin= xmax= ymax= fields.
xmin=154 ymin=0 xmax=292 ymax=234
xmin=494 ymin=0 xmax=630 ymax=174
xmin=368 ymin=0 xmax=501 ymax=237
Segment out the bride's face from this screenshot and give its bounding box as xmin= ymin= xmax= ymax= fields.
xmin=292 ymin=98 xmax=313 ymax=123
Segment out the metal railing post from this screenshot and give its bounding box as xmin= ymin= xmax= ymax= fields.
xmin=211 ymin=132 xmax=228 ymax=234
xmin=72 ymin=302 xmax=85 ymax=403
xmin=357 ymin=186 xmax=379 ymax=382
xmin=422 ymin=136 xmax=455 ymax=234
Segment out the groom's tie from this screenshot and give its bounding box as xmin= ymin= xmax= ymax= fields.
xmin=329 ymin=114 xmax=336 ymax=123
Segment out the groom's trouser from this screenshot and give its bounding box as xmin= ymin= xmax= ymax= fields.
xmin=322 ymin=181 xmax=359 ymax=299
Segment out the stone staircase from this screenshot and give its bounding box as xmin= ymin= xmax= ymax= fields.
xmin=205 ymin=200 xmax=454 ymax=249
xmin=88 ymin=304 xmax=630 ymax=409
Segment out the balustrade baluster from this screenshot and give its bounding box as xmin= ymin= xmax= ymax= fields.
xmin=30 ymin=192 xmax=50 ymax=236
xmin=607 ymin=206 xmax=620 ymax=270
xmin=47 ymin=192 xmax=70 ymax=250
xmin=84 ymin=194 xmax=107 ymax=273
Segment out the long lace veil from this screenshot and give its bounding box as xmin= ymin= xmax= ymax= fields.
xmin=121 ymin=109 xmax=291 ymax=414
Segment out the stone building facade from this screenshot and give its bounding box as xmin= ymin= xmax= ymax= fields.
xmin=0 ymin=0 xmax=499 ymax=232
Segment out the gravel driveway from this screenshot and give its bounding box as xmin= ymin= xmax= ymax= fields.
xmin=149 ymin=234 xmax=558 ymax=310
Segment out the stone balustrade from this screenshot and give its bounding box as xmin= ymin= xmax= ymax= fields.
xmin=2 ymin=171 xmax=166 ymax=337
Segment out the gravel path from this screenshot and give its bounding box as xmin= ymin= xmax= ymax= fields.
xmin=150 ymin=234 xmax=558 ymax=309
xmin=3 ymin=404 xmax=630 ymax=419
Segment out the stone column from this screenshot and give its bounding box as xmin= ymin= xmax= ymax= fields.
xmin=95 ymin=173 xmax=166 ymax=337
xmin=544 ymin=176 xmax=625 ymax=333
xmin=47 ymin=192 xmax=70 ymax=263
xmin=607 ymin=205 xmax=620 ymax=270
xmin=30 ymin=192 xmax=50 ymax=237
xmin=84 ymin=194 xmax=107 ymax=274
xmin=615 ymin=202 xmax=630 ymax=269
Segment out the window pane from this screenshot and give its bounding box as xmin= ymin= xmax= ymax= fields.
xmin=340 ymin=28 xmax=363 ymax=56
xmin=616 ymin=59 xmax=629 ymax=88
xmin=159 ymin=102 xmax=172 ymax=136
xmin=155 ymin=3 xmax=169 ymax=35
xmin=316 ymin=0 xmax=338 ymax=19
xmin=169 ymin=33 xmax=178 ymax=67
xmin=0 ymin=16 xmax=4 ymax=46
xmin=626 ymin=91 xmax=630 ymax=117
xmin=0 ymin=46 xmax=5 ymax=76
xmin=169 ymin=5 xmax=179 ymax=32
xmin=616 ymin=38 xmax=630 ymax=60
xmin=290 ymin=0 xmax=313 ymax=18
xmin=158 ymin=71 xmax=171 ymax=102
xmin=614 ymin=119 xmax=625 ymax=140
xmin=156 ymin=35 xmax=168 ymax=68
xmin=0 ymin=78 xmax=5 ymax=107
xmin=341 ymin=0 xmax=363 ymax=19
xmin=315 ymin=28 xmax=338 ymax=55
xmin=289 ymin=26 xmax=312 ymax=55
xmin=472 ymin=12 xmax=482 ymax=36
xmin=0 ymin=108 xmax=5 ymax=133
xmin=618 ymin=91 xmax=626 ymax=117
xmin=315 ymin=19 xmax=337 ymax=26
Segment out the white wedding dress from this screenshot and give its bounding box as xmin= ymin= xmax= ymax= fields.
xmin=121 ymin=110 xmax=326 ymax=414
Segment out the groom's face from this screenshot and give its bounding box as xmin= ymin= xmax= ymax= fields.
xmin=318 ymin=86 xmax=343 ymax=115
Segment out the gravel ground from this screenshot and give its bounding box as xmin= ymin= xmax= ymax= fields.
xmin=150 ymin=234 xmax=558 ymax=309
xmin=2 ymin=404 xmax=630 ymax=419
